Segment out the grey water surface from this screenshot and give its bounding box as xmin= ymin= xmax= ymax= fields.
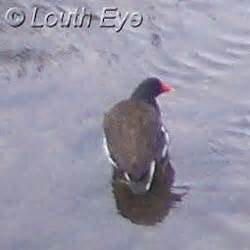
xmin=0 ymin=0 xmax=250 ymax=249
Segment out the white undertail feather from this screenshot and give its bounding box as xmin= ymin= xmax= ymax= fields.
xmin=103 ymin=135 xmax=117 ymax=167
xmin=124 ymin=172 xmax=131 ymax=182
xmin=146 ymin=160 xmax=156 ymax=191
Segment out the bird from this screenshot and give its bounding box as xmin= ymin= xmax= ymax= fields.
xmin=103 ymin=77 xmax=174 ymax=194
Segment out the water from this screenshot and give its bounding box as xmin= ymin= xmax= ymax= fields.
xmin=0 ymin=0 xmax=250 ymax=249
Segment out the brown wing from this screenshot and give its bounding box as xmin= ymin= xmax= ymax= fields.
xmin=103 ymin=99 xmax=163 ymax=179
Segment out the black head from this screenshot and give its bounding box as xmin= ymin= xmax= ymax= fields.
xmin=131 ymin=78 xmax=173 ymax=102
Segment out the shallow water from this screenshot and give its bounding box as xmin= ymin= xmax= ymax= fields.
xmin=0 ymin=0 xmax=250 ymax=249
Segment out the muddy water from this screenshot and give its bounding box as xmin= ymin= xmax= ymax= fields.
xmin=0 ymin=0 xmax=250 ymax=249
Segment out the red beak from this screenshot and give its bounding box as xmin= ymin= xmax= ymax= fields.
xmin=160 ymin=81 xmax=174 ymax=93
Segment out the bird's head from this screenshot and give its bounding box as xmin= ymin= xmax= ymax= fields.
xmin=131 ymin=77 xmax=174 ymax=101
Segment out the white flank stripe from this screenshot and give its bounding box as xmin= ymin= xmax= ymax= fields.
xmin=162 ymin=143 xmax=168 ymax=158
xmin=103 ymin=135 xmax=117 ymax=167
xmin=146 ymin=160 xmax=156 ymax=191
xmin=161 ymin=126 xmax=169 ymax=158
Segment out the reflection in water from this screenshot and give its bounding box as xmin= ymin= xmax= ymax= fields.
xmin=112 ymin=161 xmax=186 ymax=226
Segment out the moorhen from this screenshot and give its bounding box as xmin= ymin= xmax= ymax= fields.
xmin=103 ymin=77 xmax=174 ymax=194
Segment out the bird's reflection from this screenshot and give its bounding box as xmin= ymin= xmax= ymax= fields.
xmin=112 ymin=161 xmax=187 ymax=226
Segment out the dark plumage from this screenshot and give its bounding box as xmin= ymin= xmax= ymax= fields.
xmin=103 ymin=77 xmax=173 ymax=194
